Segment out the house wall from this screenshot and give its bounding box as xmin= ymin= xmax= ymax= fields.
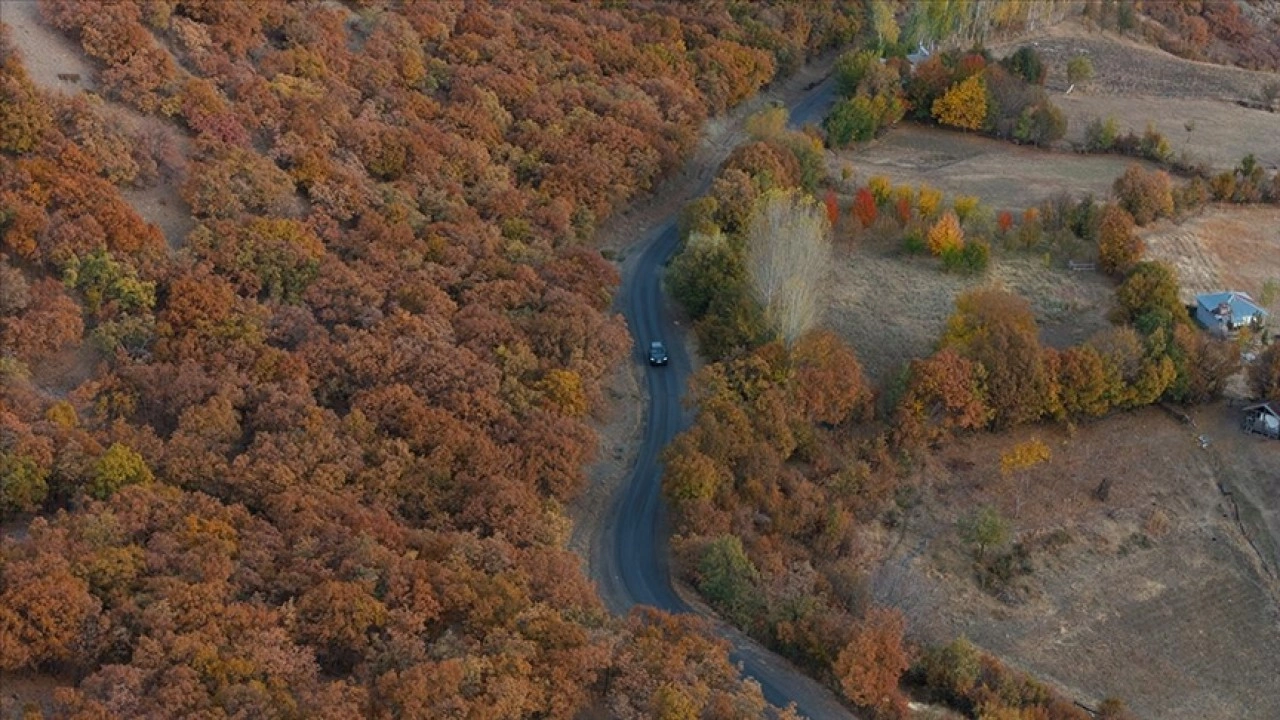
xmin=1195 ymin=305 xmax=1223 ymax=329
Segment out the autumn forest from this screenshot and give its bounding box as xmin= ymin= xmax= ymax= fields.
xmin=5 ymin=0 xmax=1280 ymax=719
xmin=0 ymin=1 xmax=874 ymax=717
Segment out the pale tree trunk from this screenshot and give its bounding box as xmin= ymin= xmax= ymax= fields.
xmin=746 ymin=189 xmax=832 ymax=347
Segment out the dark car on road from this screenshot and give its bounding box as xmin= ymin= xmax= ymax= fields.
xmin=648 ymin=341 xmax=669 ymax=366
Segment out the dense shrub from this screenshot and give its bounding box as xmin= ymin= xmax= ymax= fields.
xmin=1067 ymin=55 xmax=1094 ymax=84
xmin=1096 ymin=203 xmax=1142 ymax=276
xmin=1250 ymin=342 xmax=1280 ymax=401
xmin=1000 ymin=46 xmax=1047 ymax=85
xmin=940 ymin=239 xmax=990 ymax=275
xmin=1112 ymin=165 xmax=1173 ymax=226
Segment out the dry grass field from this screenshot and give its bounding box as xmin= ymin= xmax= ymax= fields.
xmin=892 ymin=406 xmax=1280 ymax=719
xmin=831 ymin=124 xmax=1142 ymax=214
xmin=1141 ymin=205 xmax=1280 ymax=306
xmin=821 ymin=21 xmax=1280 ymax=719
xmin=994 ymin=20 xmax=1280 ymax=171
xmin=822 ymin=239 xmax=1115 ymax=384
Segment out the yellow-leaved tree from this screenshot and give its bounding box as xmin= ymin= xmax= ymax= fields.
xmin=932 ymin=74 xmax=988 ymax=130
xmin=927 ymin=211 xmax=965 ymax=256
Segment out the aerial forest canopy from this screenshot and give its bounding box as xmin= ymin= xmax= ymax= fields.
xmin=0 ymin=1 xmax=869 ymax=717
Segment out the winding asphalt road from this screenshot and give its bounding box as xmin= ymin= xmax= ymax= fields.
xmin=597 ymin=75 xmax=862 ymax=719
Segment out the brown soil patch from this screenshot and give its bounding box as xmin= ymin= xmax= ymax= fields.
xmin=0 ymin=669 xmax=73 ymax=717
xmin=823 ymin=240 xmax=1115 ymax=384
xmin=1141 ymin=205 xmax=1280 ymax=306
xmin=2 ymin=1 xmax=98 ymax=93
xmin=27 ymin=342 xmax=101 ymax=399
xmin=893 ymin=406 xmax=1280 ymax=719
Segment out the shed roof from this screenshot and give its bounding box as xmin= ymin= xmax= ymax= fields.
xmin=1195 ymin=291 xmax=1268 ymax=318
xmin=1243 ymin=402 xmax=1279 ymax=416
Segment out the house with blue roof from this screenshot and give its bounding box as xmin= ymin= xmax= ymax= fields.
xmin=1193 ymin=291 xmax=1268 ymax=334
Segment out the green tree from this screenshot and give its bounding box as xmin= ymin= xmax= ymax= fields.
xmin=869 ymin=0 xmax=900 ymax=52
xmin=826 ymin=92 xmax=903 ymax=147
xmin=1114 ymin=261 xmax=1184 ymax=325
xmin=668 ymin=229 xmax=744 ymax=320
xmin=1000 ymin=46 xmax=1046 ymax=85
xmin=959 ymin=505 xmax=1009 ymax=559
xmin=63 ymin=248 xmax=157 ymax=316
xmin=1014 ymin=102 xmax=1066 ymax=146
xmin=1085 ymin=116 xmax=1120 ymax=151
xmin=826 ymin=95 xmax=880 ymax=147
xmin=698 ymin=535 xmax=761 ymax=626
xmin=0 ymin=453 xmax=49 ymax=514
xmin=89 ymin=443 xmax=153 ymax=500
xmin=1067 ymin=56 xmax=1094 ymax=85
xmin=921 ymin=636 xmax=982 ymax=700
xmin=834 ymin=50 xmax=880 ymax=98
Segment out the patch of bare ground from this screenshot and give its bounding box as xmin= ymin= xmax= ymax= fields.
xmin=1141 ymin=205 xmax=1280 ymax=306
xmin=832 ymin=124 xmax=1143 ymax=212
xmin=0 ymin=670 xmax=73 ymax=718
xmin=3 ymin=0 xmax=196 ymax=249
xmin=823 ymin=238 xmax=1114 ymax=385
xmin=1 ymin=0 xmax=96 ymax=93
xmin=992 ymin=20 xmax=1280 ymax=171
xmin=890 ymin=407 xmax=1280 ymax=719
xmin=27 ymin=342 xmax=101 ymax=400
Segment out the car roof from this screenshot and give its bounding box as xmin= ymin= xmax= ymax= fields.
xmin=651 ymin=341 xmax=664 ymax=347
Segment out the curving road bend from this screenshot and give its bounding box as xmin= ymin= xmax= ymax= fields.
xmin=596 ymin=75 xmax=861 ymax=719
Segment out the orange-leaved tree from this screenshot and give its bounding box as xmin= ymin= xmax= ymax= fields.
xmin=1097 ymin=203 xmax=1143 ymax=276
xmin=927 ymin=211 xmax=965 ymax=256
xmin=833 ymin=606 xmax=910 ymax=719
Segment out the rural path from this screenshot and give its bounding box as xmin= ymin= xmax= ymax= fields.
xmin=592 ymin=67 xmax=862 ymax=718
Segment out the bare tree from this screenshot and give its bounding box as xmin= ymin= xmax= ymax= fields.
xmin=746 ymin=189 xmax=832 ymax=346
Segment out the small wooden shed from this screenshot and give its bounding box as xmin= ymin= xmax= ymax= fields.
xmin=1242 ymin=402 xmax=1280 ymax=439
